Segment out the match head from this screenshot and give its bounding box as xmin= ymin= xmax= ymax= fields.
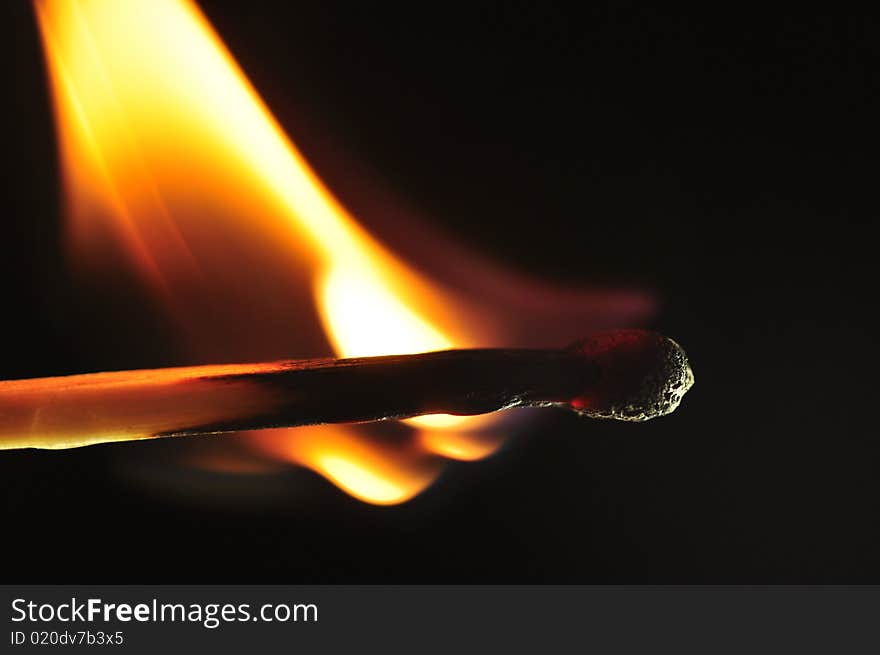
xmin=566 ymin=329 xmax=694 ymax=421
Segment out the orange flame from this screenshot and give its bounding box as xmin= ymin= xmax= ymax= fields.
xmin=34 ymin=0 xmax=653 ymax=504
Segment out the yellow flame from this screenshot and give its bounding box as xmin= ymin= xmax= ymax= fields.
xmin=34 ymin=0 xmax=504 ymax=503
xmin=318 ymin=264 xmax=452 ymax=358
xmin=248 ymin=426 xmax=443 ymax=505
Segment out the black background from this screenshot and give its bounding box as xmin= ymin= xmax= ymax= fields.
xmin=2 ymin=1 xmax=878 ymax=581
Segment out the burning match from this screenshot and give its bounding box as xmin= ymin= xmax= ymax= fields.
xmin=0 ymin=329 xmax=692 ymax=451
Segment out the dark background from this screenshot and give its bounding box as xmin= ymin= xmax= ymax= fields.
xmin=2 ymin=1 xmax=878 ymax=581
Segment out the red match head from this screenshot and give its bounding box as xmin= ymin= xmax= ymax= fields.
xmin=566 ymin=329 xmax=694 ymax=421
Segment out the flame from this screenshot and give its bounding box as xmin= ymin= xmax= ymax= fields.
xmin=248 ymin=426 xmax=444 ymax=505
xmin=34 ymin=0 xmax=652 ymax=503
xmin=33 ymin=0 xmax=509 ymax=503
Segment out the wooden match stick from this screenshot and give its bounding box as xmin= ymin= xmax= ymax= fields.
xmin=0 ymin=329 xmax=693 ymax=451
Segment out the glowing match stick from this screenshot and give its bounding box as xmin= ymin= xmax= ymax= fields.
xmin=0 ymin=329 xmax=693 ymax=451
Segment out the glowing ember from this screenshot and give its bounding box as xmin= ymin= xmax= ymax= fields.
xmin=33 ymin=0 xmax=653 ymax=504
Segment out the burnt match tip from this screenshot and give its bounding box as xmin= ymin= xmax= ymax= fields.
xmin=566 ymin=329 xmax=694 ymax=422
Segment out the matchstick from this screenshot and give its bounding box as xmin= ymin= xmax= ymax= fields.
xmin=0 ymin=329 xmax=693 ymax=451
